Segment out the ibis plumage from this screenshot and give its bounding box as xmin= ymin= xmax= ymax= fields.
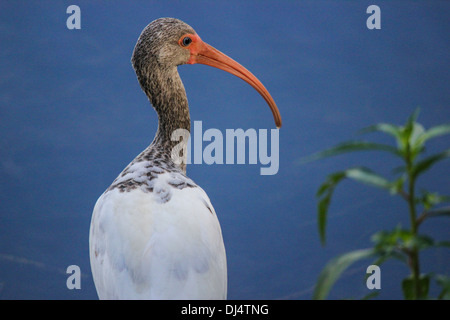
xmin=89 ymin=17 xmax=281 ymax=300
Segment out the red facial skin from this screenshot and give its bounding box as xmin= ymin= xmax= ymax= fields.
xmin=178 ymin=33 xmax=282 ymax=129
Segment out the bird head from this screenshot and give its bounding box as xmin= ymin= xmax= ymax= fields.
xmin=132 ymin=17 xmax=282 ymax=128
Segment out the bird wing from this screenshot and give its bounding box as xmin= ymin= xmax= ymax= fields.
xmin=89 ymin=172 xmax=227 ymax=299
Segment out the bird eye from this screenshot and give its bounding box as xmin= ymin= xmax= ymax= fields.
xmin=181 ymin=37 xmax=192 ymax=47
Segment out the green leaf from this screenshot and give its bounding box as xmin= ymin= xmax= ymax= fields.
xmin=419 ymin=192 xmax=450 ymax=210
xmin=434 ymin=241 xmax=450 ymax=248
xmin=316 ymin=172 xmax=346 ymax=245
xmin=409 ymin=123 xmax=426 ymax=159
xmin=409 ymin=107 xmax=421 ymax=123
xmin=317 ymin=193 xmax=332 ymax=246
xmin=372 ymin=228 xmax=437 ymax=253
xmin=436 ymin=275 xmax=450 ymax=300
xmin=360 ymin=118 xmax=422 ymax=158
xmin=412 ymin=149 xmax=450 ymax=180
xmin=316 ymin=171 xmax=346 ymax=197
xmin=313 ymin=249 xmax=375 ymax=300
xmin=389 ymin=175 xmax=406 ymax=195
xmin=418 ymin=206 xmax=450 ymax=226
xmin=316 ymin=168 xmax=392 ymax=245
xmin=393 ymin=109 xmax=421 ymax=156
xmin=360 ymin=123 xmax=403 ymax=140
xmin=372 ymin=227 xmax=410 ymax=254
xmin=426 ymin=206 xmax=450 ymax=218
xmin=370 ymin=228 xmax=409 ymax=264
xmin=402 ymin=274 xmax=430 ymax=300
xmin=372 ymin=250 xmax=407 ymax=265
xmin=409 ymin=234 xmax=435 ymax=251
xmin=409 ymin=123 xmax=426 ymax=145
xmin=361 ymin=291 xmax=380 ymax=300
xmin=415 ymin=124 xmax=450 ymax=148
xmin=345 ymin=167 xmax=392 ymax=190
xmin=406 ymin=108 xmax=421 ymax=133
xmin=300 ymin=141 xmax=402 ymax=164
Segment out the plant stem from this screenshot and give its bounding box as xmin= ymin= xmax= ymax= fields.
xmin=406 ymin=147 xmax=421 ymax=299
xmin=407 ymin=175 xmax=418 ymax=234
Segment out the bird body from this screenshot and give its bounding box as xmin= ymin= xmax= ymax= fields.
xmin=89 ymin=18 xmax=281 ymax=300
xmin=90 ymin=169 xmax=226 ymax=299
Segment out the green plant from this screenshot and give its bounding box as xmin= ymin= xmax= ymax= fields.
xmin=307 ymin=109 xmax=450 ymax=300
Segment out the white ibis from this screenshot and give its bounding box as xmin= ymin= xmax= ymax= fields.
xmin=89 ymin=17 xmax=281 ymax=300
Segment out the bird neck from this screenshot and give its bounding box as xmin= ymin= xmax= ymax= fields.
xmin=144 ymin=66 xmax=191 ymax=172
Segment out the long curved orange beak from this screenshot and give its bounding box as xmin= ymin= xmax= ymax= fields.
xmin=186 ymin=36 xmax=282 ymax=129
